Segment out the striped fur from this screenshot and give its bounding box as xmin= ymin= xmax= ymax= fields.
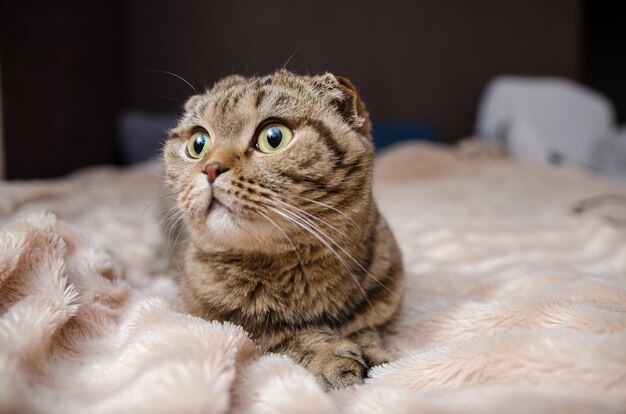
xmin=162 ymin=70 xmax=403 ymax=390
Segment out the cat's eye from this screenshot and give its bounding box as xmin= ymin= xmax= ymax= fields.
xmin=256 ymin=123 xmax=293 ymax=153
xmin=186 ymin=130 xmax=211 ymax=159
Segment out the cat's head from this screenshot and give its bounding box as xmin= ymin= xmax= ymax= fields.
xmin=163 ymin=70 xmax=375 ymax=252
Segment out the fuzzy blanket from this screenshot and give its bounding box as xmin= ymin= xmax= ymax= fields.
xmin=1 ymin=142 xmax=625 ymax=413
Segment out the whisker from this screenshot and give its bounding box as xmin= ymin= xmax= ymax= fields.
xmin=254 ymin=208 xmax=305 ymax=271
xmin=163 ymin=198 xmax=190 ymax=239
xmin=246 ymin=181 xmax=393 ymax=294
xmin=152 ymin=94 xmax=185 ymax=104
xmin=267 ymin=205 xmax=369 ymax=301
xmin=290 ymin=194 xmax=359 ymax=228
xmin=270 ymin=200 xmax=398 ymax=298
xmin=282 ymin=39 xmax=307 ymax=69
xmin=141 ymin=194 xmax=177 ymax=236
xmin=163 ymin=206 xmax=189 ymax=262
xmin=144 ymin=69 xmax=198 ymax=93
xmin=167 ymin=214 xmax=188 ymax=262
xmin=159 ymin=205 xmax=182 ymax=228
xmin=184 ymin=47 xmax=207 ymax=90
xmin=165 ymin=210 xmax=184 ymax=242
xmin=271 ymin=196 xmax=351 ymax=243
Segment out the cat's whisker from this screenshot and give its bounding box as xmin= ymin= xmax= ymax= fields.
xmin=159 ymin=212 xmax=178 ymax=234
xmin=253 ymin=208 xmax=305 ymax=272
xmin=159 ymin=205 xmax=183 ymax=229
xmin=152 ymin=94 xmax=185 ymax=105
xmin=159 ymin=206 xmax=182 ymax=222
xmin=164 ymin=212 xmax=183 ymax=244
xmin=141 ymin=193 xmax=178 ymax=235
xmin=303 ymin=217 xmax=398 ymax=297
xmin=270 ymin=200 xmax=398 ymax=298
xmin=244 ymin=182 xmax=352 ymax=241
xmin=163 ymin=202 xmax=187 ymax=239
xmin=282 ymin=39 xmax=307 ymax=69
xmin=167 ymin=214 xmax=188 ymax=261
xmin=144 ymin=69 xmax=198 ymax=93
xmin=163 ymin=193 xmax=205 ymax=261
xmin=267 ymin=205 xmax=370 ymax=302
xmin=164 ymin=211 xmax=189 ymax=261
xmin=183 ymin=47 xmax=208 ymax=90
xmin=270 ymin=197 xmax=351 ymax=243
xmin=268 ymin=203 xmax=351 ymax=266
xmin=290 ymin=194 xmax=359 ymax=229
xmin=268 ymin=206 xmax=360 ymax=302
xmin=334 ymin=243 xmax=398 ymax=297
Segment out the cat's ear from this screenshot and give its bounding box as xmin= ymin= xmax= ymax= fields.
xmin=315 ymin=73 xmax=371 ymax=136
xmin=184 ymin=94 xmax=203 ymax=112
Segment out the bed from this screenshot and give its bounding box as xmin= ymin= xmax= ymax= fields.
xmin=1 ymin=141 xmax=625 ymax=413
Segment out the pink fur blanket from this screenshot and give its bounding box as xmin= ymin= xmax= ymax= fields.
xmin=1 ymin=142 xmax=625 ymax=413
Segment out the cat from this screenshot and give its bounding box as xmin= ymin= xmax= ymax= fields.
xmin=162 ymin=69 xmax=403 ymax=390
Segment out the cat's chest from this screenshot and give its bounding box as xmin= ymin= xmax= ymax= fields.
xmin=190 ymin=254 xmax=349 ymax=324
xmin=209 ymin=261 xmax=327 ymax=307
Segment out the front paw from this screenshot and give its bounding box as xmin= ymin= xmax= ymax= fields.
xmin=362 ymin=346 xmax=392 ymax=368
xmin=307 ymin=340 xmax=368 ymax=390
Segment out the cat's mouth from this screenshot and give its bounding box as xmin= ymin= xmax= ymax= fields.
xmin=205 ymin=188 xmax=255 ymax=223
xmin=207 ymin=196 xmax=225 ymax=214
xmin=202 ymin=181 xmax=260 ymax=224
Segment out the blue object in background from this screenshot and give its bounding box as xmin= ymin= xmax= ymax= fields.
xmin=372 ymin=122 xmax=438 ymax=152
xmin=117 ymin=111 xmax=178 ymax=164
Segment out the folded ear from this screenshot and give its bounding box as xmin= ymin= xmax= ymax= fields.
xmin=314 ymin=73 xmax=371 ymax=136
xmin=184 ymin=94 xmax=203 ymax=112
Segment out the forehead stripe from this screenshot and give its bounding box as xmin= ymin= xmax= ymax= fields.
xmin=220 ymin=90 xmax=235 ymax=115
xmin=254 ymin=89 xmax=267 ymax=109
xmin=302 ymin=118 xmax=346 ymax=162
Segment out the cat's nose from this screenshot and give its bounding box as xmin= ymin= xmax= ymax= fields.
xmin=203 ymin=162 xmax=230 ymax=184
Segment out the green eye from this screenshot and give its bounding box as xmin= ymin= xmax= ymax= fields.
xmin=256 ymin=123 xmax=293 ymax=153
xmin=187 ymin=130 xmax=211 ymax=159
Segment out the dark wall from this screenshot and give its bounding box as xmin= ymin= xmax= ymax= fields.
xmin=1 ymin=0 xmax=596 ymax=179
xmin=584 ymin=2 xmax=626 ymax=124
xmin=0 ymin=1 xmax=124 ymax=179
xmin=127 ymin=0 xmax=582 ymax=141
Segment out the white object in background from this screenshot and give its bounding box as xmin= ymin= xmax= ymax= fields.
xmin=476 ymin=77 xmax=615 ymax=167
xmin=591 ymin=126 xmax=626 ymax=183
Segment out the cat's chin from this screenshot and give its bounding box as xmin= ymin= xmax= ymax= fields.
xmin=192 ymin=203 xmax=285 ymax=253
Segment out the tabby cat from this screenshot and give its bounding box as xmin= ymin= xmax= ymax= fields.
xmin=163 ymin=69 xmax=403 ymax=390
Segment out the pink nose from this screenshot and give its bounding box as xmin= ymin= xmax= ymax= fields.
xmin=203 ymin=162 xmax=229 ymax=183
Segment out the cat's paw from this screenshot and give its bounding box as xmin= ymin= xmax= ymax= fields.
xmin=309 ymin=340 xmax=368 ymax=390
xmin=362 ymin=346 xmax=392 ymax=368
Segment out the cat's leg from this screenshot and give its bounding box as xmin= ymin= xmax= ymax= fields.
xmin=271 ymin=329 xmax=368 ymax=390
xmin=348 ymin=327 xmax=392 ymax=368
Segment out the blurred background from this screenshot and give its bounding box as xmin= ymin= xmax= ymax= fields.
xmin=0 ymin=0 xmax=624 ymax=180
